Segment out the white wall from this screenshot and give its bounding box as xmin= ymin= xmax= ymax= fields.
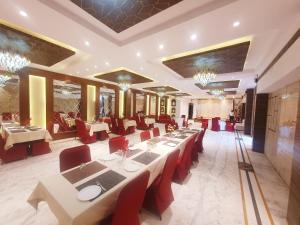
xmin=194 ymin=99 xmax=233 ymax=119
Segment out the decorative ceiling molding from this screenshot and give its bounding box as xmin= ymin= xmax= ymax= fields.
xmin=195 ymin=80 xmax=240 ymax=90
xmin=0 ymin=20 xmax=76 ymax=67
xmin=38 ymin=0 xmax=238 ymax=46
xmin=169 ymin=92 xmax=191 ymax=96
xmin=143 ymin=86 xmax=178 ymax=92
xmin=94 ymin=68 xmax=153 ymax=84
xmin=207 ymin=90 xmax=237 ymax=95
xmin=163 ymin=41 xmax=250 ymax=78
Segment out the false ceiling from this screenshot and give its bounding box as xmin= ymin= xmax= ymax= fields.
xmin=143 ymin=86 xmax=178 ymax=92
xmin=195 ymin=80 xmax=240 ymax=90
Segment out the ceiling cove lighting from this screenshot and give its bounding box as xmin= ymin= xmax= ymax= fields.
xmin=0 ymin=51 xmax=31 ymax=72
xmin=119 ymin=82 xmax=131 ymax=91
xmin=193 ymin=67 xmax=216 ymax=87
xmin=0 ymin=74 xmax=11 ymax=87
xmin=136 ymin=52 xmax=141 ymax=57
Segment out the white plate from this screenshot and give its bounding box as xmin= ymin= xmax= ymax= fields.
xmin=167 ymin=143 xmax=176 ymax=147
xmin=124 ymin=162 xmax=141 ymax=172
xmin=77 ymin=185 xmax=101 ymax=201
xmin=99 ymin=154 xmax=117 ymax=161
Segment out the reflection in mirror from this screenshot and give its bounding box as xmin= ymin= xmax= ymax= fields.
xmin=53 ymin=80 xmax=81 ymax=133
xmin=136 ymin=93 xmax=145 ymax=113
xmin=0 ymin=74 xmax=19 ymax=122
xmin=99 ymin=87 xmax=115 ymax=117
xmin=150 ymin=95 xmax=156 ymax=115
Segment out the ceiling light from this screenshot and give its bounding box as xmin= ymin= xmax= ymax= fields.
xmin=211 ymin=89 xmax=224 ymax=96
xmin=94 ymin=65 xmax=98 ymax=69
xmin=119 ymin=82 xmax=131 ymax=91
xmin=233 ymin=21 xmax=240 ymax=27
xmin=159 ymin=44 xmax=164 ymax=50
xmin=190 ymin=34 xmax=197 ymax=41
xmin=158 ymin=92 xmax=165 ymax=97
xmin=105 ymin=62 xmax=110 ymax=66
xmin=84 ymin=41 xmax=90 ymax=46
xmin=193 ymin=67 xmax=216 ymax=87
xmin=136 ymin=52 xmax=141 ymax=57
xmin=0 ymin=74 xmax=11 ymax=87
xmin=19 ymin=10 xmax=28 ymax=17
xmin=85 ymin=68 xmax=89 ymax=71
xmin=0 ymin=51 xmax=31 ymax=72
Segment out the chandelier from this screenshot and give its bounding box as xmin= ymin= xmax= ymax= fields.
xmin=210 ymin=89 xmax=224 ymax=96
xmin=0 ymin=51 xmax=31 ymax=72
xmin=0 ymin=74 xmax=11 ymax=87
xmin=193 ymin=67 xmax=216 ymax=87
xmin=119 ymin=82 xmax=131 ymax=91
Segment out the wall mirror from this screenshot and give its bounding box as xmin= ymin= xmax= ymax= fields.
xmin=99 ymin=87 xmax=115 ymax=117
xmin=135 ymin=93 xmax=145 ymax=113
xmin=149 ymin=95 xmax=156 ymax=115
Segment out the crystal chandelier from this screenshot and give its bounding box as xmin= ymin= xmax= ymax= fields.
xmin=0 ymin=74 xmax=11 ymax=87
xmin=0 ymin=51 xmax=31 ymax=72
xmin=193 ymin=67 xmax=216 ymax=87
xmin=119 ymin=82 xmax=131 ymax=91
xmin=210 ymin=89 xmax=224 ymax=96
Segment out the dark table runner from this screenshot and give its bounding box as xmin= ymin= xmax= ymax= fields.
xmin=62 ymin=161 xmax=106 ymax=184
xmin=148 ymin=137 xmax=165 ymax=144
xmin=76 ymin=170 xmax=126 ymax=201
xmin=132 ymin=152 xmax=160 ymax=165
xmin=9 ymin=129 xmax=27 ymax=133
xmin=116 ymin=149 xmax=143 ymax=158
xmin=174 ymin=135 xmax=188 ymax=139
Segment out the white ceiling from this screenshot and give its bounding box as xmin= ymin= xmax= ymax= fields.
xmin=0 ymin=0 xmax=300 ymax=98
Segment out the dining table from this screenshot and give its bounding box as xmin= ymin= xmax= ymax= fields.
xmin=27 ymin=128 xmax=200 ymax=225
xmin=144 ymin=117 xmax=155 ymax=126
xmin=85 ymin=122 xmax=110 ymax=136
xmin=122 ymin=119 xmax=137 ymax=130
xmin=1 ymin=122 xmax=52 ymax=150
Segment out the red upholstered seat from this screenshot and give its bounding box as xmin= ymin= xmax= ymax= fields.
xmin=0 ymin=135 xmax=28 ymax=163
xmin=117 ymin=118 xmax=126 ymax=136
xmin=100 ymin=171 xmax=150 ymax=225
xmin=97 ymin=130 xmax=109 ymax=140
xmin=211 ymin=117 xmax=220 ymax=131
xmin=75 ymin=119 xmax=97 ymax=144
xmin=31 ymin=140 xmax=51 ymax=156
xmin=225 ymin=120 xmax=235 ymax=132
xmin=137 ymin=116 xmax=149 ymax=130
xmin=191 ymin=130 xmax=205 ymax=162
xmin=2 ymin=112 xmax=12 ymax=121
xmin=140 ymin=130 xmax=151 ymax=142
xmin=59 ymin=145 xmax=91 ymax=172
xmin=152 ymin=127 xmax=160 ymax=137
xmin=143 ymin=149 xmax=180 ymax=219
xmin=173 ymin=133 xmax=197 ymax=184
xmin=108 ymin=136 xmax=129 ymax=154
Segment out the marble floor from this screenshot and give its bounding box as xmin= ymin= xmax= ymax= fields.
xmin=0 ymin=127 xmax=290 ymax=225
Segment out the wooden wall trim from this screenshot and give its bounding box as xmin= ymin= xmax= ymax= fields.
xmin=258 ymin=28 xmax=300 ymax=81
xmin=18 ymin=73 xmax=29 ymax=125
xmin=46 ymin=78 xmax=53 ymax=129
xmin=81 ymin=84 xmax=87 ymax=121
xmin=95 ymin=86 xmax=100 ymax=119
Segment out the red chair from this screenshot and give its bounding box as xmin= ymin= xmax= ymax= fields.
xmin=225 ymin=120 xmax=235 ymax=132
xmin=143 ymin=149 xmax=180 ymax=219
xmin=171 ymin=119 xmax=179 ymax=130
xmin=191 ymin=130 xmax=205 ymax=162
xmin=31 ymin=140 xmax=51 ymax=156
xmin=152 ymin=127 xmax=160 ymax=137
xmin=59 ymin=145 xmax=91 ymax=172
xmin=173 ymin=134 xmax=197 ymax=184
xmin=117 ymin=118 xmax=126 ymax=136
xmin=97 ymin=130 xmax=109 ymax=141
xmin=100 ymin=171 xmax=150 ymax=225
xmin=2 ymin=112 xmax=12 ymax=121
xmin=140 ymin=130 xmax=151 ymax=142
xmin=108 ymin=136 xmax=129 ymax=154
xmin=75 ymin=119 xmax=97 ymax=144
xmin=211 ymin=117 xmax=220 ymax=131
xmin=110 ymin=117 xmax=119 ymax=134
xmin=0 ymin=135 xmax=28 ymax=163
xmin=137 ymin=117 xmax=149 ymax=130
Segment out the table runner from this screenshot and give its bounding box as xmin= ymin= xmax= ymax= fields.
xmin=132 ymin=152 xmax=160 ymax=165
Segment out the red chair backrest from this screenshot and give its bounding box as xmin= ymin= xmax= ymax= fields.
xmin=181 ymin=133 xmax=197 ymax=170
xmin=109 ymin=136 xmax=129 ymax=154
xmin=110 ymin=171 xmax=150 ymax=225
xmin=110 ymin=116 xmax=118 ymax=128
xmin=193 ymin=130 xmax=204 ymax=150
xmin=140 ymin=131 xmax=151 ymax=142
xmin=157 ymin=149 xmax=180 ymax=198
xmin=117 ymin=118 xmax=125 ymax=129
xmin=2 ymin=112 xmax=12 ymax=121
xmin=75 ymin=119 xmax=88 ymax=137
xmin=59 ymin=145 xmax=91 ymax=172
xmin=152 ymin=127 xmax=160 ymax=137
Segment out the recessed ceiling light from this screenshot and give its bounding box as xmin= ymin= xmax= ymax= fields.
xmin=85 ymin=68 xmax=89 ymax=71
xmin=105 ymin=62 xmax=110 ymax=66
xmin=190 ymin=34 xmax=197 ymax=41
xmin=136 ymin=52 xmax=141 ymax=57
xmin=94 ymin=65 xmax=98 ymax=69
xmin=84 ymin=41 xmax=90 ymax=46
xmin=159 ymin=44 xmax=164 ymax=50
xmin=76 ymin=71 xmax=79 ymax=74
xmin=19 ymin=10 xmax=28 ymax=17
xmin=233 ymin=21 xmax=240 ymax=27
xmin=140 ymin=66 xmax=144 ymax=71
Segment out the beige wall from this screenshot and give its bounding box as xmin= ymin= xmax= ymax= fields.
xmin=195 ymin=99 xmax=233 ymax=119
xmin=0 ymin=85 xmax=19 ymax=113
xmin=265 ymin=81 xmax=299 ymax=186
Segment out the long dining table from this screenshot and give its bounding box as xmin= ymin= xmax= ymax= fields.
xmin=27 ymin=128 xmax=200 ymax=225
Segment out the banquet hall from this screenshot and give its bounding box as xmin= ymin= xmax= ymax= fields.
xmin=0 ymin=0 xmax=299 ymax=225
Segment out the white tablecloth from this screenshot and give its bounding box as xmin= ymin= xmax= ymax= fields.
xmin=2 ymin=127 xmax=52 ymax=150
xmin=144 ymin=118 xmax=155 ymax=125
xmin=27 ymin=131 xmax=197 ymax=225
xmin=123 ymin=120 xmax=137 ymax=130
xmin=86 ymin=122 xmax=110 ymax=136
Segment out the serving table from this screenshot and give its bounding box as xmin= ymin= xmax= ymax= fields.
xmin=85 ymin=122 xmax=110 ymax=136
xmin=28 ymin=129 xmax=199 ymax=225
xmin=1 ymin=123 xmax=52 ymax=150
